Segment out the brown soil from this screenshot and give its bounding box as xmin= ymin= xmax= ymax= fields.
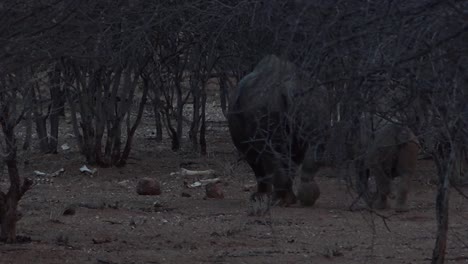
xmin=1 ymin=113 xmax=467 ymax=264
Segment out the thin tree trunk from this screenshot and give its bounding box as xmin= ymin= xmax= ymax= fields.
xmin=199 ymin=85 xmax=207 ymax=155
xmin=144 ymin=75 xmax=163 ymax=142
xmin=104 ymin=121 xmax=113 ymax=162
xmin=77 ymin=69 xmax=98 ymax=165
xmin=0 ymin=159 xmax=20 ymax=243
xmin=65 ymin=86 xmax=83 ymax=153
xmin=94 ymin=90 xmax=106 ymax=165
xmin=163 ymin=104 xmax=179 ymax=151
xmin=118 ymin=81 xmax=149 ymax=166
xmin=218 ymin=74 xmax=228 ymax=117
xmin=48 ymin=63 xmax=63 ymax=153
xmin=151 ymin=86 xmax=163 ymax=142
xmin=80 ymin=121 xmax=96 ymax=165
xmin=22 ymin=85 xmax=33 ymax=151
xmin=22 ymin=108 xmax=33 ymax=151
xmin=155 ymin=103 xmax=163 ymax=142
xmin=175 ymin=81 xmax=183 ymax=151
xmin=189 ymin=75 xmax=200 ymax=151
xmin=111 ymin=120 xmax=122 ymax=165
xmin=31 ymin=82 xmax=50 ymax=153
xmin=0 ymin=113 xmax=33 ymax=243
xmin=94 ymin=122 xmax=106 ymax=166
xmin=35 ymin=115 xmax=49 ymax=153
xmin=431 ymin=144 xmax=453 ymax=264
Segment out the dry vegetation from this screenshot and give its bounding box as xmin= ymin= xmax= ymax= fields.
xmin=0 ymin=1 xmax=467 ymax=263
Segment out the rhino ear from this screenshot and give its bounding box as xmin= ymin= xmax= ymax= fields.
xmin=396 ymin=127 xmax=413 ymax=144
xmin=313 ymin=142 xmax=326 ymax=162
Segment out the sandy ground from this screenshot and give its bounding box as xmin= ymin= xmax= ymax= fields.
xmin=1 ymin=107 xmax=467 ymax=264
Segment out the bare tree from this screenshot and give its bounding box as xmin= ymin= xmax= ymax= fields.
xmin=56 ymin=1 xmax=155 ymax=166
xmin=0 ymin=71 xmax=34 ymax=242
xmin=0 ymin=0 xmax=78 ymax=242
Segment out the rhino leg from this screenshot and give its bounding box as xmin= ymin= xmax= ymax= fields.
xmin=394 ymin=142 xmax=419 ymax=212
xmin=297 ymin=155 xmax=321 ymax=207
xmin=253 ymin=167 xmax=273 ymax=194
xmin=247 ymin=159 xmax=274 ymax=216
xmin=251 ymin=156 xmax=296 ymax=207
xmin=356 ymin=159 xmax=373 ymax=205
xmin=394 ymin=176 xmax=409 ymax=212
xmin=350 ymin=164 xmax=373 ymax=211
xmin=251 ymin=157 xmax=273 ymax=193
xmin=371 ymin=165 xmax=391 ymax=210
xmin=271 ymin=160 xmax=297 ymax=206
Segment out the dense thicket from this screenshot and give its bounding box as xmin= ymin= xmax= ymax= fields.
xmin=0 ymin=1 xmax=466 ymax=262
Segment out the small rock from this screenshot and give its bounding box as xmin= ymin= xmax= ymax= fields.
xmin=181 ymin=192 xmax=191 ymax=197
xmin=34 ymin=170 xmax=47 ymax=176
xmin=117 ymin=180 xmax=131 ymax=188
xmin=153 ymin=201 xmax=163 ymax=209
xmin=56 ymin=233 xmax=69 ymax=246
xmin=210 ymin=231 xmax=221 ymax=237
xmin=61 ymin=143 xmax=70 ymax=151
xmin=96 ymin=258 xmax=118 ymax=264
xmin=63 ymin=206 xmax=76 ymax=216
xmin=15 ymin=235 xmax=32 ymax=243
xmin=242 ymin=183 xmax=256 ymax=192
xmin=92 ymin=235 xmax=112 ymax=244
xmin=129 ymin=216 xmax=147 ymax=228
xmin=50 ymin=168 xmax=65 ymax=177
xmin=80 ymin=165 xmax=97 ymax=175
xmin=205 ymin=182 xmax=224 ymax=199
xmin=136 ymin=178 xmax=161 ymax=195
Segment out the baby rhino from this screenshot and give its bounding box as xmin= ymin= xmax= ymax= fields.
xmin=298 ymin=123 xmax=420 ymax=212
xmin=364 ymin=124 xmax=420 ymax=212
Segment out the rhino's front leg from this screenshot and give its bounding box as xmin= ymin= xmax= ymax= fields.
xmin=297 ymin=153 xmax=321 ymax=207
xmin=394 ymin=142 xmax=419 ymax=212
xmin=394 ymin=173 xmax=410 ymax=212
xmin=257 ymin=155 xmax=296 ymax=207
xmin=371 ymin=165 xmax=391 ymax=210
xmin=349 ymin=160 xmax=373 ymax=211
xmin=272 ymin=165 xmax=297 ymax=206
xmin=247 ymin=158 xmax=274 ymax=216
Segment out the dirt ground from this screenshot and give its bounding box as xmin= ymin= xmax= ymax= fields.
xmin=1 ymin=106 xmax=468 ymax=264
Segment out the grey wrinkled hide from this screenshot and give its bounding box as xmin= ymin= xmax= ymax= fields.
xmin=233 ymin=55 xmax=297 ymax=114
xmin=228 ymin=55 xmax=329 ymax=205
xmin=365 ymin=124 xmax=419 ymax=165
xmin=307 ymin=114 xmax=406 ymax=168
xmin=300 ymin=121 xmax=420 ymax=211
xmin=232 ymin=55 xmax=329 ymax=137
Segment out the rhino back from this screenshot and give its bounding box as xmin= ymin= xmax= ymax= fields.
xmin=372 ymin=124 xmax=419 ymax=148
xmin=227 ymin=55 xmax=331 ymax=162
xmin=231 ymin=55 xmax=300 ymax=114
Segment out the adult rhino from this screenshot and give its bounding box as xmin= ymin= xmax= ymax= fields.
xmin=299 ymin=122 xmax=420 ymax=212
xmin=227 ymin=55 xmax=328 ymax=210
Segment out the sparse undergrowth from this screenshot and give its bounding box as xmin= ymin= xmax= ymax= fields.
xmin=0 ymin=117 xmax=467 ymax=264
